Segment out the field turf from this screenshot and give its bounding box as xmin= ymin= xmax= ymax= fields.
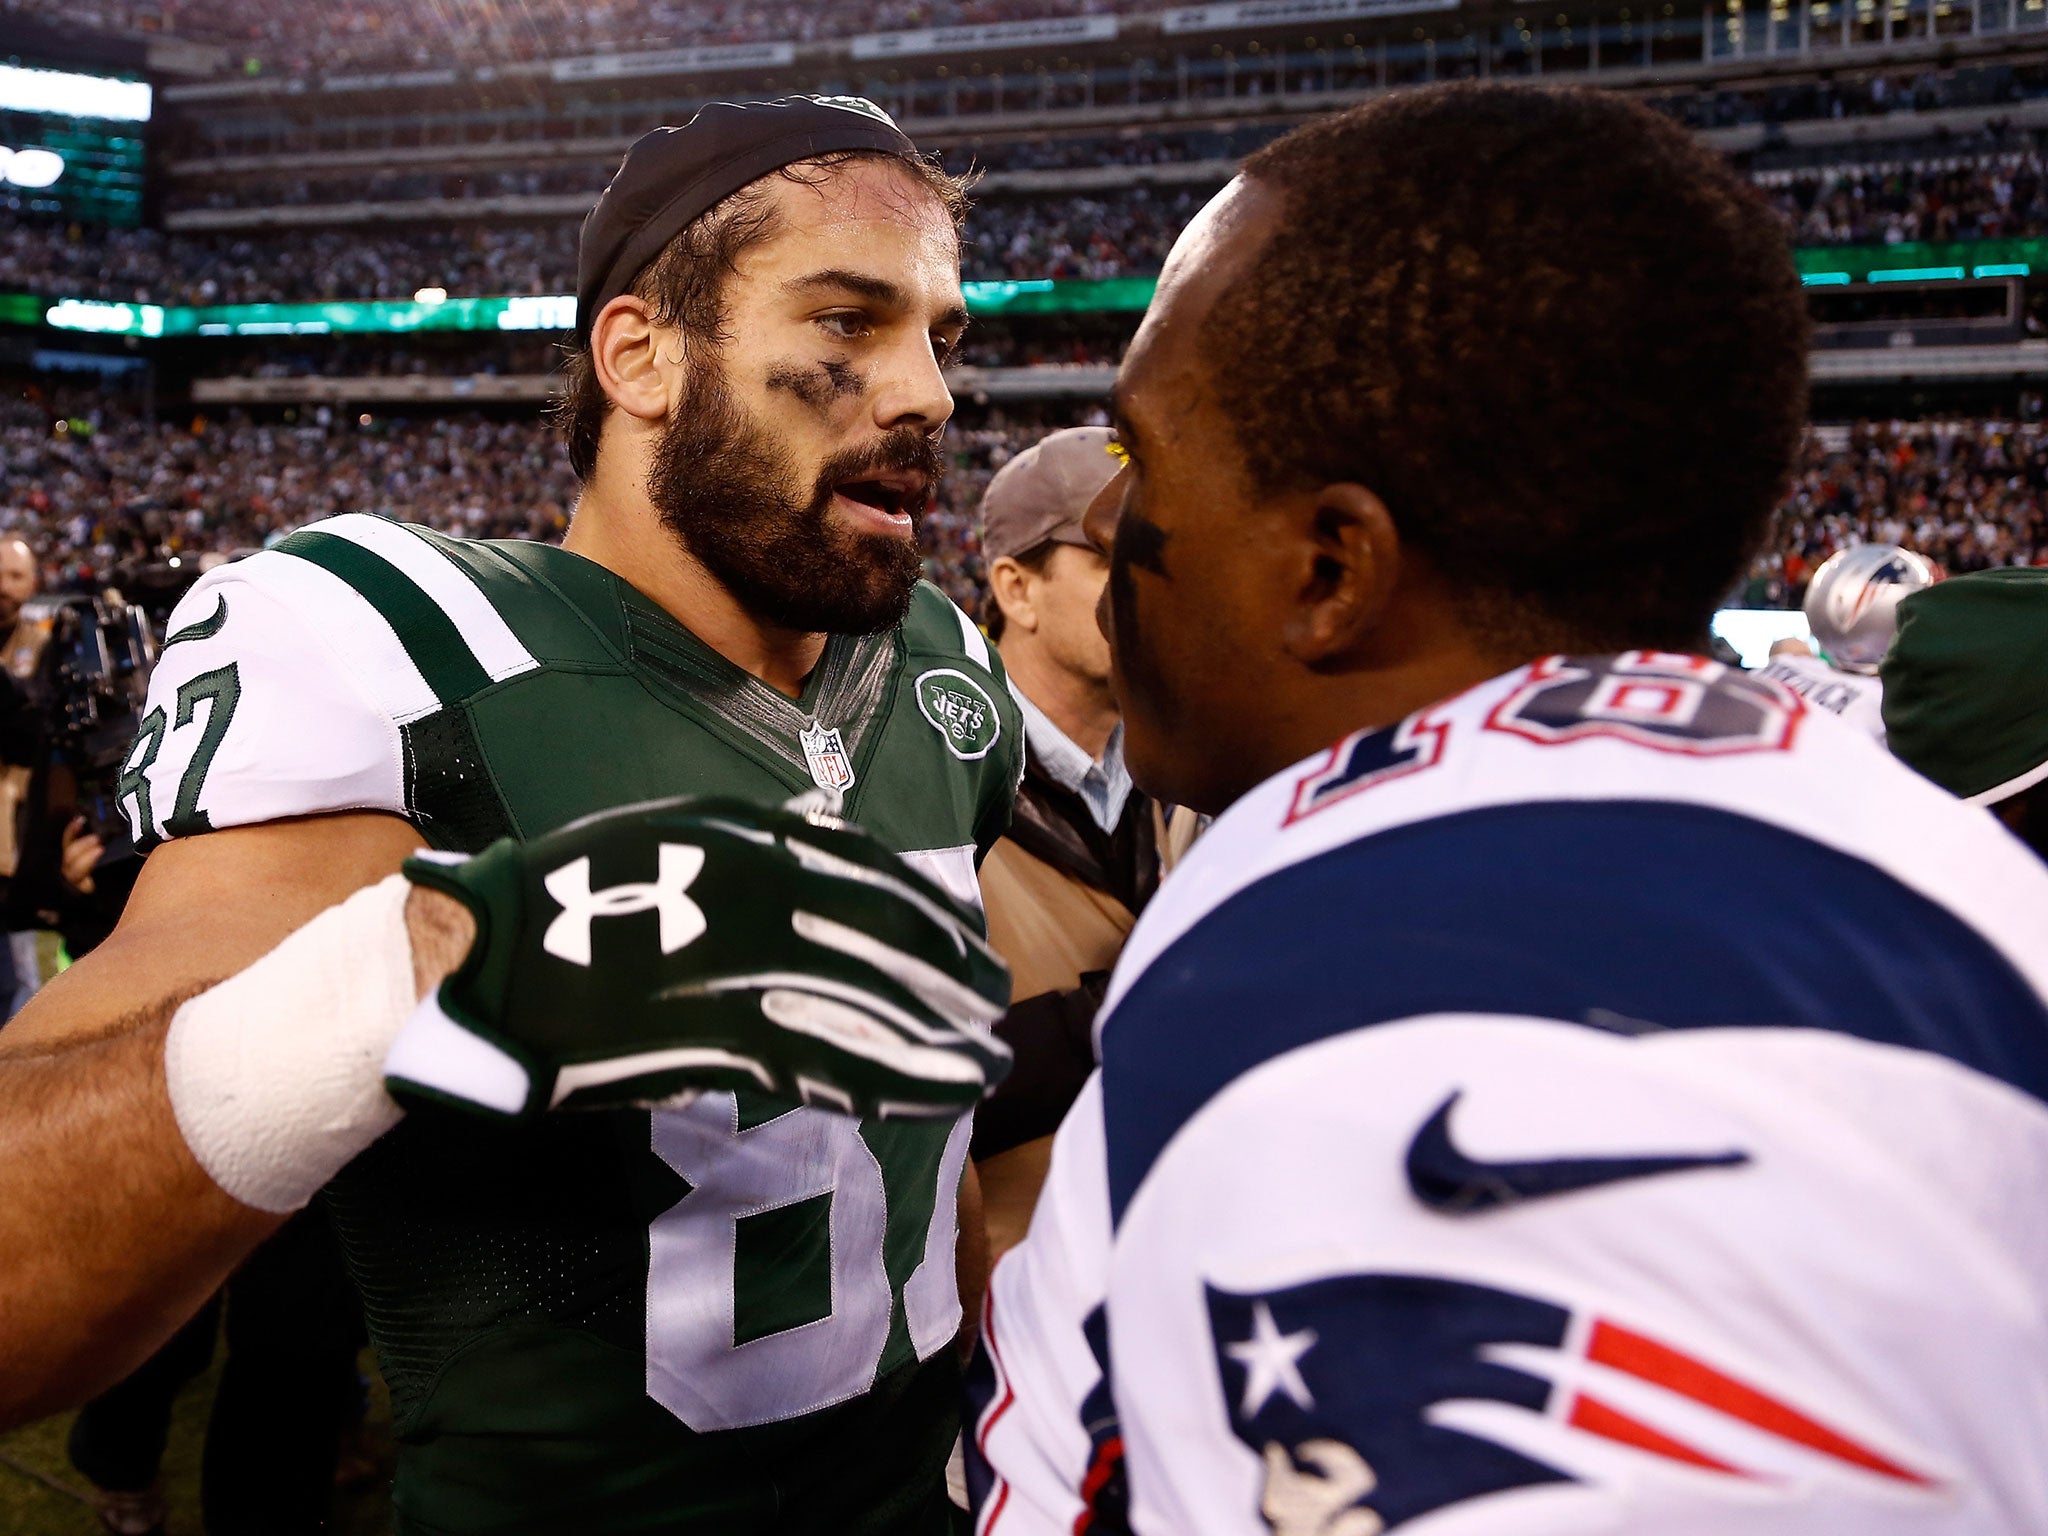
xmin=0 ymin=1345 xmax=396 ymax=1535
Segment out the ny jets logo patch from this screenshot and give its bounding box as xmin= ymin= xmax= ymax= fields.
xmin=800 ymin=718 xmax=857 ymax=793
xmin=542 ymin=843 xmax=707 ymax=966
xmin=915 ymin=669 xmax=1001 ymax=760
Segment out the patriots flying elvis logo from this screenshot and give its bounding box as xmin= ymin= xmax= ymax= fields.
xmin=1207 ymin=1273 xmax=1941 ymax=1533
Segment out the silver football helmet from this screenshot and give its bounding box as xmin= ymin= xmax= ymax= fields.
xmin=1802 ymin=543 xmax=1940 ymax=675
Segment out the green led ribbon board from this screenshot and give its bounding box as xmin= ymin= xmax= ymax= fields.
xmin=13 ymin=277 xmax=1163 ymax=338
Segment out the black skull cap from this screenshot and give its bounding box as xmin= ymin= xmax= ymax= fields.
xmin=576 ymin=95 xmax=920 ymax=344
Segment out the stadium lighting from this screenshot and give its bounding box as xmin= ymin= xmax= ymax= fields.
xmin=0 ymin=63 xmax=151 ymax=122
xmin=1868 ymin=266 xmax=1967 ymax=283
xmin=495 ymin=294 xmax=577 ymax=330
xmin=0 ymin=147 xmax=65 ymax=189
xmin=44 ymin=298 xmax=165 ymax=338
xmin=1973 ymin=263 xmax=2031 ymax=278
xmin=1800 ymin=272 xmax=1851 ymax=286
xmin=1713 ymin=609 xmax=1812 ymax=668
xmin=0 ymin=146 xmax=64 ymax=189
xmin=6 ymin=276 xmax=1152 ymax=340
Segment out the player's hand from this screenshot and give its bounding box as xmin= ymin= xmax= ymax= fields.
xmin=382 ymin=795 xmax=1012 ymax=1120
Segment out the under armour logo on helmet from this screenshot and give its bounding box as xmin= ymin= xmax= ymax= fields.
xmin=542 ymin=843 xmax=708 ymax=967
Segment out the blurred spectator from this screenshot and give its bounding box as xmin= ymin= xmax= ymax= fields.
xmin=964 ymin=186 xmax=1205 ymax=280
xmin=2 ymin=184 xmax=1206 ymax=305
xmin=1763 ymin=148 xmax=2048 ymax=245
xmin=0 ymin=386 xmax=1107 ymax=614
xmin=2 ymin=0 xmax=1151 ymax=76
xmin=1 ymin=219 xmax=580 ymax=306
xmin=68 ymin=1212 xmax=367 ymax=1536
xmin=158 ymin=126 xmax=1275 ymax=216
xmin=0 ymin=395 xmax=578 ymax=572
xmin=971 ymin=426 xmax=1171 ymax=1258
xmin=34 ymin=138 xmax=2048 ymax=312
xmin=14 ymin=390 xmax=2048 ymax=627
xmin=1744 ymin=419 xmax=2048 ymax=608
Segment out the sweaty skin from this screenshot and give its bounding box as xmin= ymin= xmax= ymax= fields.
xmin=570 ymin=158 xmax=968 ymax=696
xmin=0 ymin=157 xmax=970 ymax=1429
xmin=0 ymin=815 xmax=473 ymax=1428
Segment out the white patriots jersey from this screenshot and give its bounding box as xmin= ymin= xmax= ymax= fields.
xmin=1755 ymin=653 xmax=1887 ymax=742
xmin=968 ymin=652 xmax=2048 ymax=1536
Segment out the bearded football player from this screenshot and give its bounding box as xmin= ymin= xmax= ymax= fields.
xmin=0 ymin=96 xmax=1021 ymax=1535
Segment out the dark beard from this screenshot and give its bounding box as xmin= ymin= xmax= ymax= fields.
xmin=648 ymin=360 xmax=938 ymax=636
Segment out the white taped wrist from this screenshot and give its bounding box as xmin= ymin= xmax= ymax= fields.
xmin=165 ymin=872 xmax=418 ymax=1213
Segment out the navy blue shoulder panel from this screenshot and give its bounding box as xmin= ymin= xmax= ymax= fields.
xmin=1100 ymin=799 xmax=2048 ymax=1222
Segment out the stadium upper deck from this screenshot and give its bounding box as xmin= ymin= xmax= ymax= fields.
xmin=18 ymin=0 xmax=2048 ymax=84
xmin=59 ymin=0 xmax=2048 ymax=153
xmin=16 ymin=0 xmax=2048 ymax=404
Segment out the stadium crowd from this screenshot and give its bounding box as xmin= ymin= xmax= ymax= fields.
xmin=2 ymin=185 xmax=1206 ymax=303
xmin=8 ymin=387 xmax=2048 ymax=618
xmin=1742 ymin=417 xmax=2048 ymax=603
xmin=161 ymin=127 xmax=1272 ymax=215
xmin=0 ymin=391 xmax=1111 ymax=613
xmin=3 ymin=0 xmax=1140 ymax=75
xmin=1764 ymin=144 xmax=2048 ymax=246
xmin=0 ymin=220 xmax=580 ymax=306
xmin=1651 ymin=62 xmax=2048 ymax=128
xmin=25 ymin=0 xmax=2048 ymax=106
xmin=25 ymin=139 xmax=2048 ymax=307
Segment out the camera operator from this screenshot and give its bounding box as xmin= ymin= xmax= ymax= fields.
xmin=15 ymin=549 xmax=375 ymax=1536
xmin=0 ymin=537 xmax=116 ymax=1014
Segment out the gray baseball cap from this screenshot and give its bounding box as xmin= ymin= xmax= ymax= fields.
xmin=979 ymin=427 xmax=1125 ymax=562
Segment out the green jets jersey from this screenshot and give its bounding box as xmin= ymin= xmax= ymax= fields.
xmin=119 ymin=513 xmax=1025 ymax=1535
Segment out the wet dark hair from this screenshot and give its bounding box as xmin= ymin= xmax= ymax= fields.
xmin=1203 ymin=82 xmax=1811 ymax=655
xmin=553 ymin=150 xmax=972 ymax=481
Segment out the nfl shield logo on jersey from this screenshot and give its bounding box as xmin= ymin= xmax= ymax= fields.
xmin=800 ymin=718 xmax=857 ymax=794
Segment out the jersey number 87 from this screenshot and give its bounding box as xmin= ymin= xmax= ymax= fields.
xmin=648 ymin=1092 xmax=970 ymax=1431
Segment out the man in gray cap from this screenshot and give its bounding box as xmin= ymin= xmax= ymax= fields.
xmin=0 ymin=96 xmax=1023 ymax=1535
xmin=973 ymin=427 xmax=1191 ymax=1256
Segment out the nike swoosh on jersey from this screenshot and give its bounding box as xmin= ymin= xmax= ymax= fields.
xmin=1405 ymin=1090 xmax=1749 ymax=1214
xmin=163 ymin=594 xmax=228 ymax=648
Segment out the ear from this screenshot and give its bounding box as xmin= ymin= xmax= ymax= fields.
xmin=1278 ymin=483 xmax=1400 ymax=666
xmin=591 ymin=294 xmax=675 ymax=424
xmin=986 ymin=556 xmax=1039 ymax=637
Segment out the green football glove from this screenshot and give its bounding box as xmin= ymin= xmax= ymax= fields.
xmin=382 ymin=794 xmax=1012 ymax=1120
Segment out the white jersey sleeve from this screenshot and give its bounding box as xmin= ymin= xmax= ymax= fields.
xmin=969 ymin=1075 xmax=1116 ymax=1535
xmin=118 ymin=550 xmax=412 ymax=848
